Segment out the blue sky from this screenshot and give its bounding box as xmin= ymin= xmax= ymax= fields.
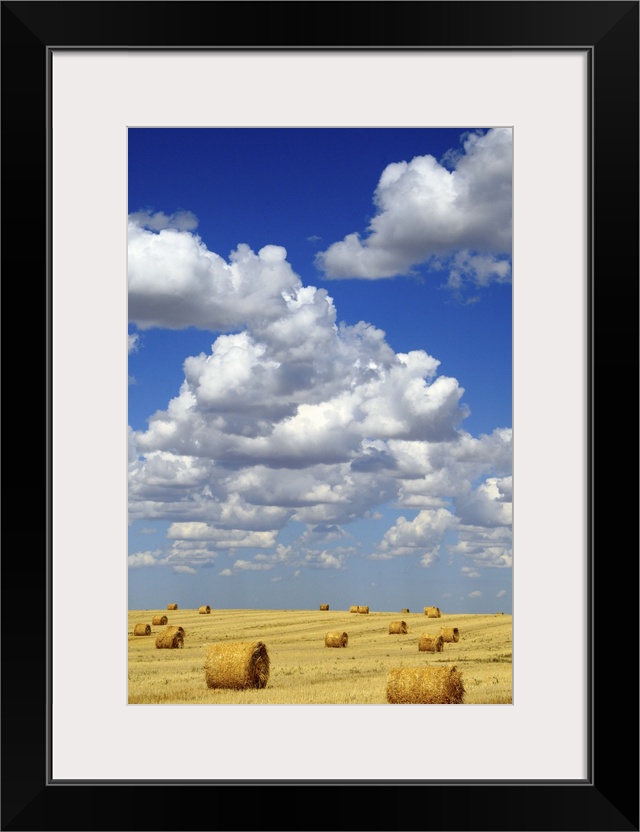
xmin=128 ymin=127 xmax=512 ymax=613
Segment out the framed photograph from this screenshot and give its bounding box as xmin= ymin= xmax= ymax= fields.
xmin=2 ymin=2 xmax=637 ymax=830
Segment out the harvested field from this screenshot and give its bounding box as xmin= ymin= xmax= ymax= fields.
xmin=128 ymin=609 xmax=512 ymax=704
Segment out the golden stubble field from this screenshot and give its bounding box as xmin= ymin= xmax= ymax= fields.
xmin=128 ymin=607 xmax=512 ymax=704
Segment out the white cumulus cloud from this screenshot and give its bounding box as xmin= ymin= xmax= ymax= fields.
xmin=128 ymin=210 xmax=511 ymax=575
xmin=315 ymin=128 xmax=512 ymax=286
xmin=128 ymin=550 xmax=164 ymax=568
xmin=373 ymin=508 xmax=458 ymax=564
xmin=128 ymin=221 xmax=302 ymax=331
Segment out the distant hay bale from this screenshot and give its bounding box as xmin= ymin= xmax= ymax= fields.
xmin=151 ymin=614 xmax=168 ymax=626
xmin=167 ymin=603 xmax=178 ymax=610
xmin=198 ymin=605 xmax=211 ymax=614
xmin=358 ymin=606 xmax=370 ymax=614
xmin=418 ymin=634 xmax=444 ymax=653
xmin=349 ymin=606 xmax=359 ymax=613
xmin=386 ymin=665 xmax=465 ymax=704
xmin=133 ymin=623 xmax=151 ymax=636
xmin=424 ymin=606 xmax=441 ymax=618
xmin=319 ymin=604 xmax=330 ymax=611
xmin=401 ymin=608 xmax=410 ymax=614
xmin=389 ymin=620 xmax=408 ymax=634
xmin=204 ymin=641 xmax=270 ymax=690
xmin=325 ymin=631 xmax=348 ymax=648
xmin=440 ymin=627 xmax=460 ymax=643
xmin=155 ymin=627 xmax=184 ymax=649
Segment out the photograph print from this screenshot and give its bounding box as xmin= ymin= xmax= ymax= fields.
xmin=127 ymin=126 xmax=513 ymax=705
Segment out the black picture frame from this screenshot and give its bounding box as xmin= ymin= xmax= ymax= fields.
xmin=2 ymin=2 xmax=638 ymax=830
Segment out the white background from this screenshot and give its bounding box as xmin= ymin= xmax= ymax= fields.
xmin=52 ymin=51 xmax=588 ymax=781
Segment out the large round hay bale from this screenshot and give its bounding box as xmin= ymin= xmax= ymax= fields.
xmin=440 ymin=627 xmax=460 ymax=643
xmin=386 ymin=665 xmax=465 ymax=704
xmin=133 ymin=623 xmax=151 ymax=636
xmin=319 ymin=604 xmax=330 ymax=611
xmin=424 ymin=606 xmax=441 ymax=618
xmin=198 ymin=605 xmax=211 ymax=614
xmin=349 ymin=606 xmax=359 ymax=613
xmin=204 ymin=641 xmax=270 ymax=690
xmin=152 ymin=614 xmax=168 ymax=626
xmin=358 ymin=605 xmax=369 ymax=614
xmin=401 ymin=608 xmax=410 ymax=614
xmin=167 ymin=603 xmax=178 ymax=610
xmin=155 ymin=627 xmax=184 ymax=649
xmin=388 ymin=620 xmax=408 ymax=634
xmin=324 ymin=631 xmax=348 ymax=648
xmin=418 ymin=634 xmax=444 ymax=653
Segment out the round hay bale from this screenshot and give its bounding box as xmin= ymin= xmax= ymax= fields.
xmin=319 ymin=604 xmax=330 ymax=611
xmin=155 ymin=627 xmax=184 ymax=649
xmin=324 ymin=631 xmax=348 ymax=648
xmin=151 ymin=614 xmax=168 ymax=626
xmin=349 ymin=606 xmax=359 ymax=613
xmin=386 ymin=665 xmax=465 ymax=704
xmin=198 ymin=605 xmax=211 ymax=614
xmin=357 ymin=605 xmax=369 ymax=614
xmin=133 ymin=623 xmax=151 ymax=636
xmin=424 ymin=606 xmax=441 ymax=618
xmin=401 ymin=608 xmax=410 ymax=614
xmin=418 ymin=634 xmax=444 ymax=653
xmin=204 ymin=641 xmax=270 ymax=690
xmin=440 ymin=627 xmax=460 ymax=643
xmin=167 ymin=603 xmax=178 ymax=610
xmin=388 ymin=620 xmax=408 ymax=634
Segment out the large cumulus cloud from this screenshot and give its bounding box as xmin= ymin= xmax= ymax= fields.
xmin=128 ymin=209 xmax=512 ymax=576
xmin=129 ymin=220 xmax=302 ymax=331
xmin=315 ymin=128 xmax=512 ymax=285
